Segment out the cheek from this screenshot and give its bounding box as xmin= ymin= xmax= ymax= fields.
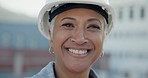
xmin=88 ymin=32 xmax=104 ymax=47
xmin=89 ymin=33 xmax=104 ymax=53
xmin=94 ymin=36 xmax=104 ymax=51
xmin=97 ymin=34 xmax=104 ymax=46
xmin=52 ymin=30 xmax=70 ymax=52
xmin=94 ymin=36 xmax=104 ymax=60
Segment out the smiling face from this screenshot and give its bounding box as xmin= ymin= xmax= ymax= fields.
xmin=50 ymin=8 xmax=105 ymax=73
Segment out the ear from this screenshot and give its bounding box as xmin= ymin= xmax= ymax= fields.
xmin=49 ymin=29 xmax=53 ymax=48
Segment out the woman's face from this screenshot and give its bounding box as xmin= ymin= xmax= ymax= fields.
xmin=50 ymin=8 xmax=105 ymax=73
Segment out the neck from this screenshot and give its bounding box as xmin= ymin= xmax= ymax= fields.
xmin=54 ymin=62 xmax=90 ymax=78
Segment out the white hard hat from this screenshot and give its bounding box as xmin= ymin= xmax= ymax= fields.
xmin=38 ymin=0 xmax=115 ymax=40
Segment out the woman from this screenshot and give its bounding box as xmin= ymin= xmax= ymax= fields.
xmin=29 ymin=0 xmax=114 ymax=78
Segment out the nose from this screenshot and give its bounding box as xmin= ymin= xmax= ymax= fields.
xmin=71 ymin=30 xmax=88 ymax=45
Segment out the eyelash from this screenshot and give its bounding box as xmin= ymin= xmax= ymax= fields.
xmin=61 ymin=23 xmax=74 ymax=28
xmin=61 ymin=23 xmax=100 ymax=30
xmin=87 ymin=25 xmax=100 ymax=30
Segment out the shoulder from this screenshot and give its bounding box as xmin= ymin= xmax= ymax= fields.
xmin=25 ymin=61 xmax=55 ymax=78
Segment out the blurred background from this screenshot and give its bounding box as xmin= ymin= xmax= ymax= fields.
xmin=0 ymin=0 xmax=148 ymax=78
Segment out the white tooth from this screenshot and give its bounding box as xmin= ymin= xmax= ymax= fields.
xmin=84 ymin=50 xmax=87 ymax=53
xmin=82 ymin=51 xmax=85 ymax=54
xmin=78 ymin=50 xmax=80 ymax=54
xmin=69 ymin=49 xmax=88 ymax=55
xmin=75 ymin=50 xmax=79 ymax=54
xmin=72 ymin=50 xmax=74 ymax=53
xmin=69 ymin=49 xmax=71 ymax=52
xmin=72 ymin=49 xmax=75 ymax=53
xmin=73 ymin=50 xmax=75 ymax=53
xmin=84 ymin=50 xmax=86 ymax=54
xmin=72 ymin=50 xmax=75 ymax=53
xmin=81 ymin=50 xmax=84 ymax=54
xmin=70 ymin=49 xmax=74 ymax=53
xmin=79 ymin=50 xmax=82 ymax=54
xmin=69 ymin=49 xmax=72 ymax=52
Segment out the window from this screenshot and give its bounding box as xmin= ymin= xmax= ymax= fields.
xmin=140 ymin=7 xmax=145 ymax=19
xmin=16 ymin=34 xmax=25 ymax=48
xmin=129 ymin=6 xmax=134 ymax=19
xmin=119 ymin=8 xmax=123 ymax=20
xmin=2 ymin=33 xmax=11 ymax=47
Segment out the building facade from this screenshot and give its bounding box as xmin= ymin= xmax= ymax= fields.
xmin=103 ymin=0 xmax=148 ymax=78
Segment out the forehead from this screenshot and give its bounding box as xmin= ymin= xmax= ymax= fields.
xmin=55 ymin=8 xmax=105 ymax=22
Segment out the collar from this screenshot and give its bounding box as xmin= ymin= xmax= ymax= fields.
xmin=32 ymin=61 xmax=99 ymax=78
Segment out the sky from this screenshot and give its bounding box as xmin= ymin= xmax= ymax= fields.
xmin=0 ymin=0 xmax=46 ymax=18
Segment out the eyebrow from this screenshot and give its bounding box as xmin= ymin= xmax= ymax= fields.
xmin=61 ymin=17 xmax=76 ymax=21
xmin=87 ymin=18 xmax=101 ymax=24
xmin=61 ymin=17 xmax=101 ymax=24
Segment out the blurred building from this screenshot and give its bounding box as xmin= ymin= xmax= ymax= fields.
xmin=0 ymin=6 xmax=51 ymax=78
xmin=103 ymin=0 xmax=148 ymax=78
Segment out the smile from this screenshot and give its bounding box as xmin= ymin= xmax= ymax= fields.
xmin=64 ymin=46 xmax=93 ymax=58
xmin=69 ymin=49 xmax=88 ymax=55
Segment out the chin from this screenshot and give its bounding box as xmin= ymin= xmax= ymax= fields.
xmin=65 ymin=61 xmax=91 ymax=73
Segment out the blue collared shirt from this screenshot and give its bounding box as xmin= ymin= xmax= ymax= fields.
xmin=26 ymin=61 xmax=99 ymax=78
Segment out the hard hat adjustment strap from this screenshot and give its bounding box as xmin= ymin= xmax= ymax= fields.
xmin=48 ymin=3 xmax=108 ymax=24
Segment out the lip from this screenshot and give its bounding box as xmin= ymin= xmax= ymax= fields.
xmin=64 ymin=46 xmax=92 ymax=58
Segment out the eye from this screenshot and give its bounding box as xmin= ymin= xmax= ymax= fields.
xmin=61 ymin=23 xmax=74 ymax=28
xmin=87 ymin=24 xmax=101 ymax=30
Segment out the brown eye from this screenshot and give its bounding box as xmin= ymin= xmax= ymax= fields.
xmin=87 ymin=24 xmax=100 ymax=30
xmin=61 ymin=23 xmax=74 ymax=28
